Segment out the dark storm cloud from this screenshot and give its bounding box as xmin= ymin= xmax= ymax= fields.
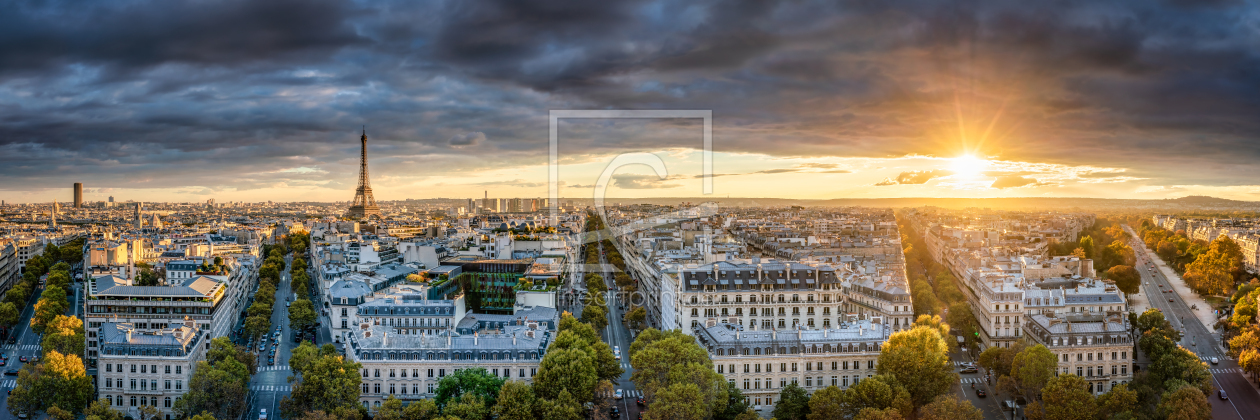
xmin=4 ymin=0 xmax=1260 ymax=197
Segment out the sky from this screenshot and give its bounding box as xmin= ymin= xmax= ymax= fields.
xmin=3 ymin=0 xmax=1260 ymax=204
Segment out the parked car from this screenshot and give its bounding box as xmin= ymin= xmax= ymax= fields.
xmin=268 ymin=358 xmax=276 ymax=365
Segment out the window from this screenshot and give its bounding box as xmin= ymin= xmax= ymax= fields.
xmin=176 ymin=366 xmax=182 ymax=374
xmin=165 ymin=397 xmax=172 ymax=408
xmin=718 ymin=365 xmax=725 ymax=374
xmin=389 ymin=384 xmax=395 ymax=394
xmin=428 ymin=369 xmax=434 ymax=378
xmin=131 ymin=379 xmax=137 ymax=390
xmin=1077 ymin=367 xmax=1083 ymax=376
xmin=107 ymin=364 xmax=112 ymax=372
xmin=131 ymin=396 xmax=137 ymax=407
xmin=375 ymin=369 xmax=381 ymax=378
xmin=106 ymin=378 xmax=113 ymax=388
xmin=363 ymin=384 xmax=370 ymax=393
xmin=831 ymin=376 xmax=837 ymax=386
xmin=141 ymin=365 xmax=147 ymax=373
xmin=131 ymin=364 xmax=137 ymax=373
xmin=374 ymin=384 xmax=381 ymax=394
xmin=390 ymin=369 xmax=396 ymax=378
xmin=806 ymin=377 xmax=812 ymax=387
xmin=744 ymin=364 xmax=750 ymax=373
xmin=165 ymin=365 xmax=171 ymax=374
xmin=176 ymin=380 xmax=182 ymax=390
xmin=165 ymin=380 xmax=171 ymax=390
xmin=151 ymin=365 xmax=157 ymax=373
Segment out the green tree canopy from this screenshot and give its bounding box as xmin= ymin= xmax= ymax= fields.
xmin=491 ymin=381 xmax=536 ymax=420
xmin=1036 ymin=374 xmax=1097 ymax=420
xmin=434 ymin=368 xmax=507 ymax=409
xmin=918 ymin=395 xmax=982 ymax=420
xmin=772 ymin=383 xmax=810 ymax=420
xmin=279 ymin=350 xmax=363 ymax=418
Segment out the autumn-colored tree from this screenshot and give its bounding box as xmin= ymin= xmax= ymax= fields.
xmin=491 ymin=381 xmax=536 ymax=420
xmin=1105 ymin=265 xmax=1141 ymax=296
xmin=1010 ymin=344 xmax=1058 ymax=402
xmin=917 ymin=395 xmax=982 ymax=420
xmin=876 ymin=326 xmax=956 ymax=407
xmin=1037 ymin=374 xmax=1096 ymax=420
xmin=1158 ymin=384 xmax=1211 ymax=420
xmin=1096 ymin=384 xmax=1139 ymax=419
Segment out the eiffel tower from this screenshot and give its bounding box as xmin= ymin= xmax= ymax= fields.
xmin=346 ymin=128 xmax=381 ymax=219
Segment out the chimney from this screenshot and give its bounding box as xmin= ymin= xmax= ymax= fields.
xmin=446 ymin=330 xmax=452 ymax=347
xmin=772 ymin=330 xmax=777 ymax=340
xmin=824 ymin=329 xmax=829 ymax=338
xmin=383 ymin=331 xmax=388 ymax=346
xmin=859 ymin=325 xmax=864 ymax=336
xmin=474 ymin=331 xmax=479 ymax=346
xmin=512 ymin=333 xmax=517 ymax=345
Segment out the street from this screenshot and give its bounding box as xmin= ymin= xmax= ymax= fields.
xmin=0 ymin=282 xmax=48 ymax=419
xmin=248 ymin=254 xmax=298 ymax=420
xmin=1124 ymin=225 xmax=1258 ymax=420
xmin=596 ymin=241 xmax=642 ymax=420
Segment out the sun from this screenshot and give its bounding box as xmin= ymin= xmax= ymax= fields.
xmin=950 ymin=155 xmax=988 ymax=177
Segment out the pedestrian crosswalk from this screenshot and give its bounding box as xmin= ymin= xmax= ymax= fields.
xmin=1 ymin=344 xmax=41 ymax=351
xmin=251 ymin=385 xmax=293 ymax=392
xmin=598 ymin=389 xmax=643 ymax=399
xmin=959 ymin=378 xmax=985 ymax=384
xmin=258 ymin=365 xmax=291 ymax=372
xmin=1210 ymin=368 xmax=1242 ymax=374
xmin=621 ymin=363 xmax=631 ymax=370
xmin=0 ymin=380 xmax=15 ymax=388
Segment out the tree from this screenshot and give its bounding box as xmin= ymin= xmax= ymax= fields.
xmin=628 ymin=328 xmax=727 ymax=414
xmin=533 ymin=389 xmax=583 ymax=420
xmin=625 ymin=306 xmax=646 ymax=330
xmin=289 ymin=298 xmax=318 ymax=332
xmin=245 ymin=315 xmax=271 ymax=340
xmin=1150 ymin=348 xmax=1213 ymax=396
xmin=189 ymin=412 xmax=218 ymax=420
xmin=1096 ymin=384 xmax=1138 ymax=419
xmin=84 ymin=398 xmax=124 ymax=420
xmin=1158 ymin=384 xmax=1211 ymax=420
xmin=0 ymin=302 xmax=19 ymax=329
xmin=174 ymin=360 xmax=250 ymax=420
xmin=854 ymin=408 xmax=905 ymax=420
xmin=47 ymin=406 xmax=74 ymax=420
xmin=404 ymin=399 xmax=439 ymax=420
xmin=444 ymin=392 xmax=489 ymax=420
xmin=977 ymin=346 xmax=1009 ymax=377
xmin=491 ymin=381 xmax=536 ymax=420
xmin=434 ymin=368 xmax=507 ymax=409
xmin=42 ymin=315 xmax=86 ymax=358
xmin=772 ymin=383 xmax=811 ymax=420
xmin=535 ymin=346 xmax=598 ymax=402
xmin=207 ymin=337 xmax=258 ymax=375
xmin=7 ymin=350 xmax=94 ymax=416
xmin=376 ymin=396 xmax=407 ymax=420
xmin=876 ymin=326 xmax=956 ymax=407
xmin=1010 ymin=344 xmax=1057 ymax=402
xmin=1079 ymin=236 xmax=1095 ymax=258
xmin=1105 ymin=265 xmax=1141 ymax=296
xmin=1240 ymin=348 xmax=1260 ymax=382
xmin=716 ymin=381 xmax=752 ymax=420
xmin=647 ymin=382 xmax=709 ymax=420
xmin=1037 ymin=374 xmax=1096 ymax=420
xmin=6 ymin=283 xmax=30 ymax=306
xmin=813 ymin=375 xmax=910 ymax=420
xmin=279 ymin=352 xmax=363 ymax=419
xmin=918 ymin=395 xmax=982 ymax=420
xmin=592 ymin=380 xmax=614 ymax=420
xmin=30 ymin=285 xmax=69 ymax=334
xmin=581 ymin=304 xmax=608 ymax=331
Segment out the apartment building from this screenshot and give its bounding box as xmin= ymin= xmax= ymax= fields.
xmin=695 ymin=320 xmax=884 ymax=413
xmin=96 ymin=320 xmax=206 ymax=420
xmin=346 ymin=321 xmax=551 ymax=412
xmin=84 ymin=269 xmax=236 ymax=370
xmin=0 ymin=240 xmax=18 ymax=295
xmin=1023 ymin=313 xmax=1133 ymax=394
xmin=676 ymin=259 xmax=913 ymax=334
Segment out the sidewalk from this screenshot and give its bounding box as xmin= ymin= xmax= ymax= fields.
xmin=1146 ymin=247 xmax=1218 ymax=333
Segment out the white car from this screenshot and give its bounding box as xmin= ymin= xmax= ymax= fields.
xmin=259 ymin=409 xmax=268 ymax=420
xmin=615 ymin=389 xmax=624 ymax=400
xmin=1211 ymin=357 xmax=1219 ymax=365
xmin=614 ymin=346 xmax=621 ymax=360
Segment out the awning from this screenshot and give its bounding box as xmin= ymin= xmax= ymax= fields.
xmin=719 ymin=279 xmax=729 ymax=285
xmin=734 ymin=278 xmax=744 ymax=284
xmin=805 ymin=278 xmax=816 ymax=284
xmin=776 ymin=278 xmax=786 ymax=285
xmin=689 ymin=280 xmax=699 ymax=285
xmin=791 ymin=278 xmax=800 ymax=284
